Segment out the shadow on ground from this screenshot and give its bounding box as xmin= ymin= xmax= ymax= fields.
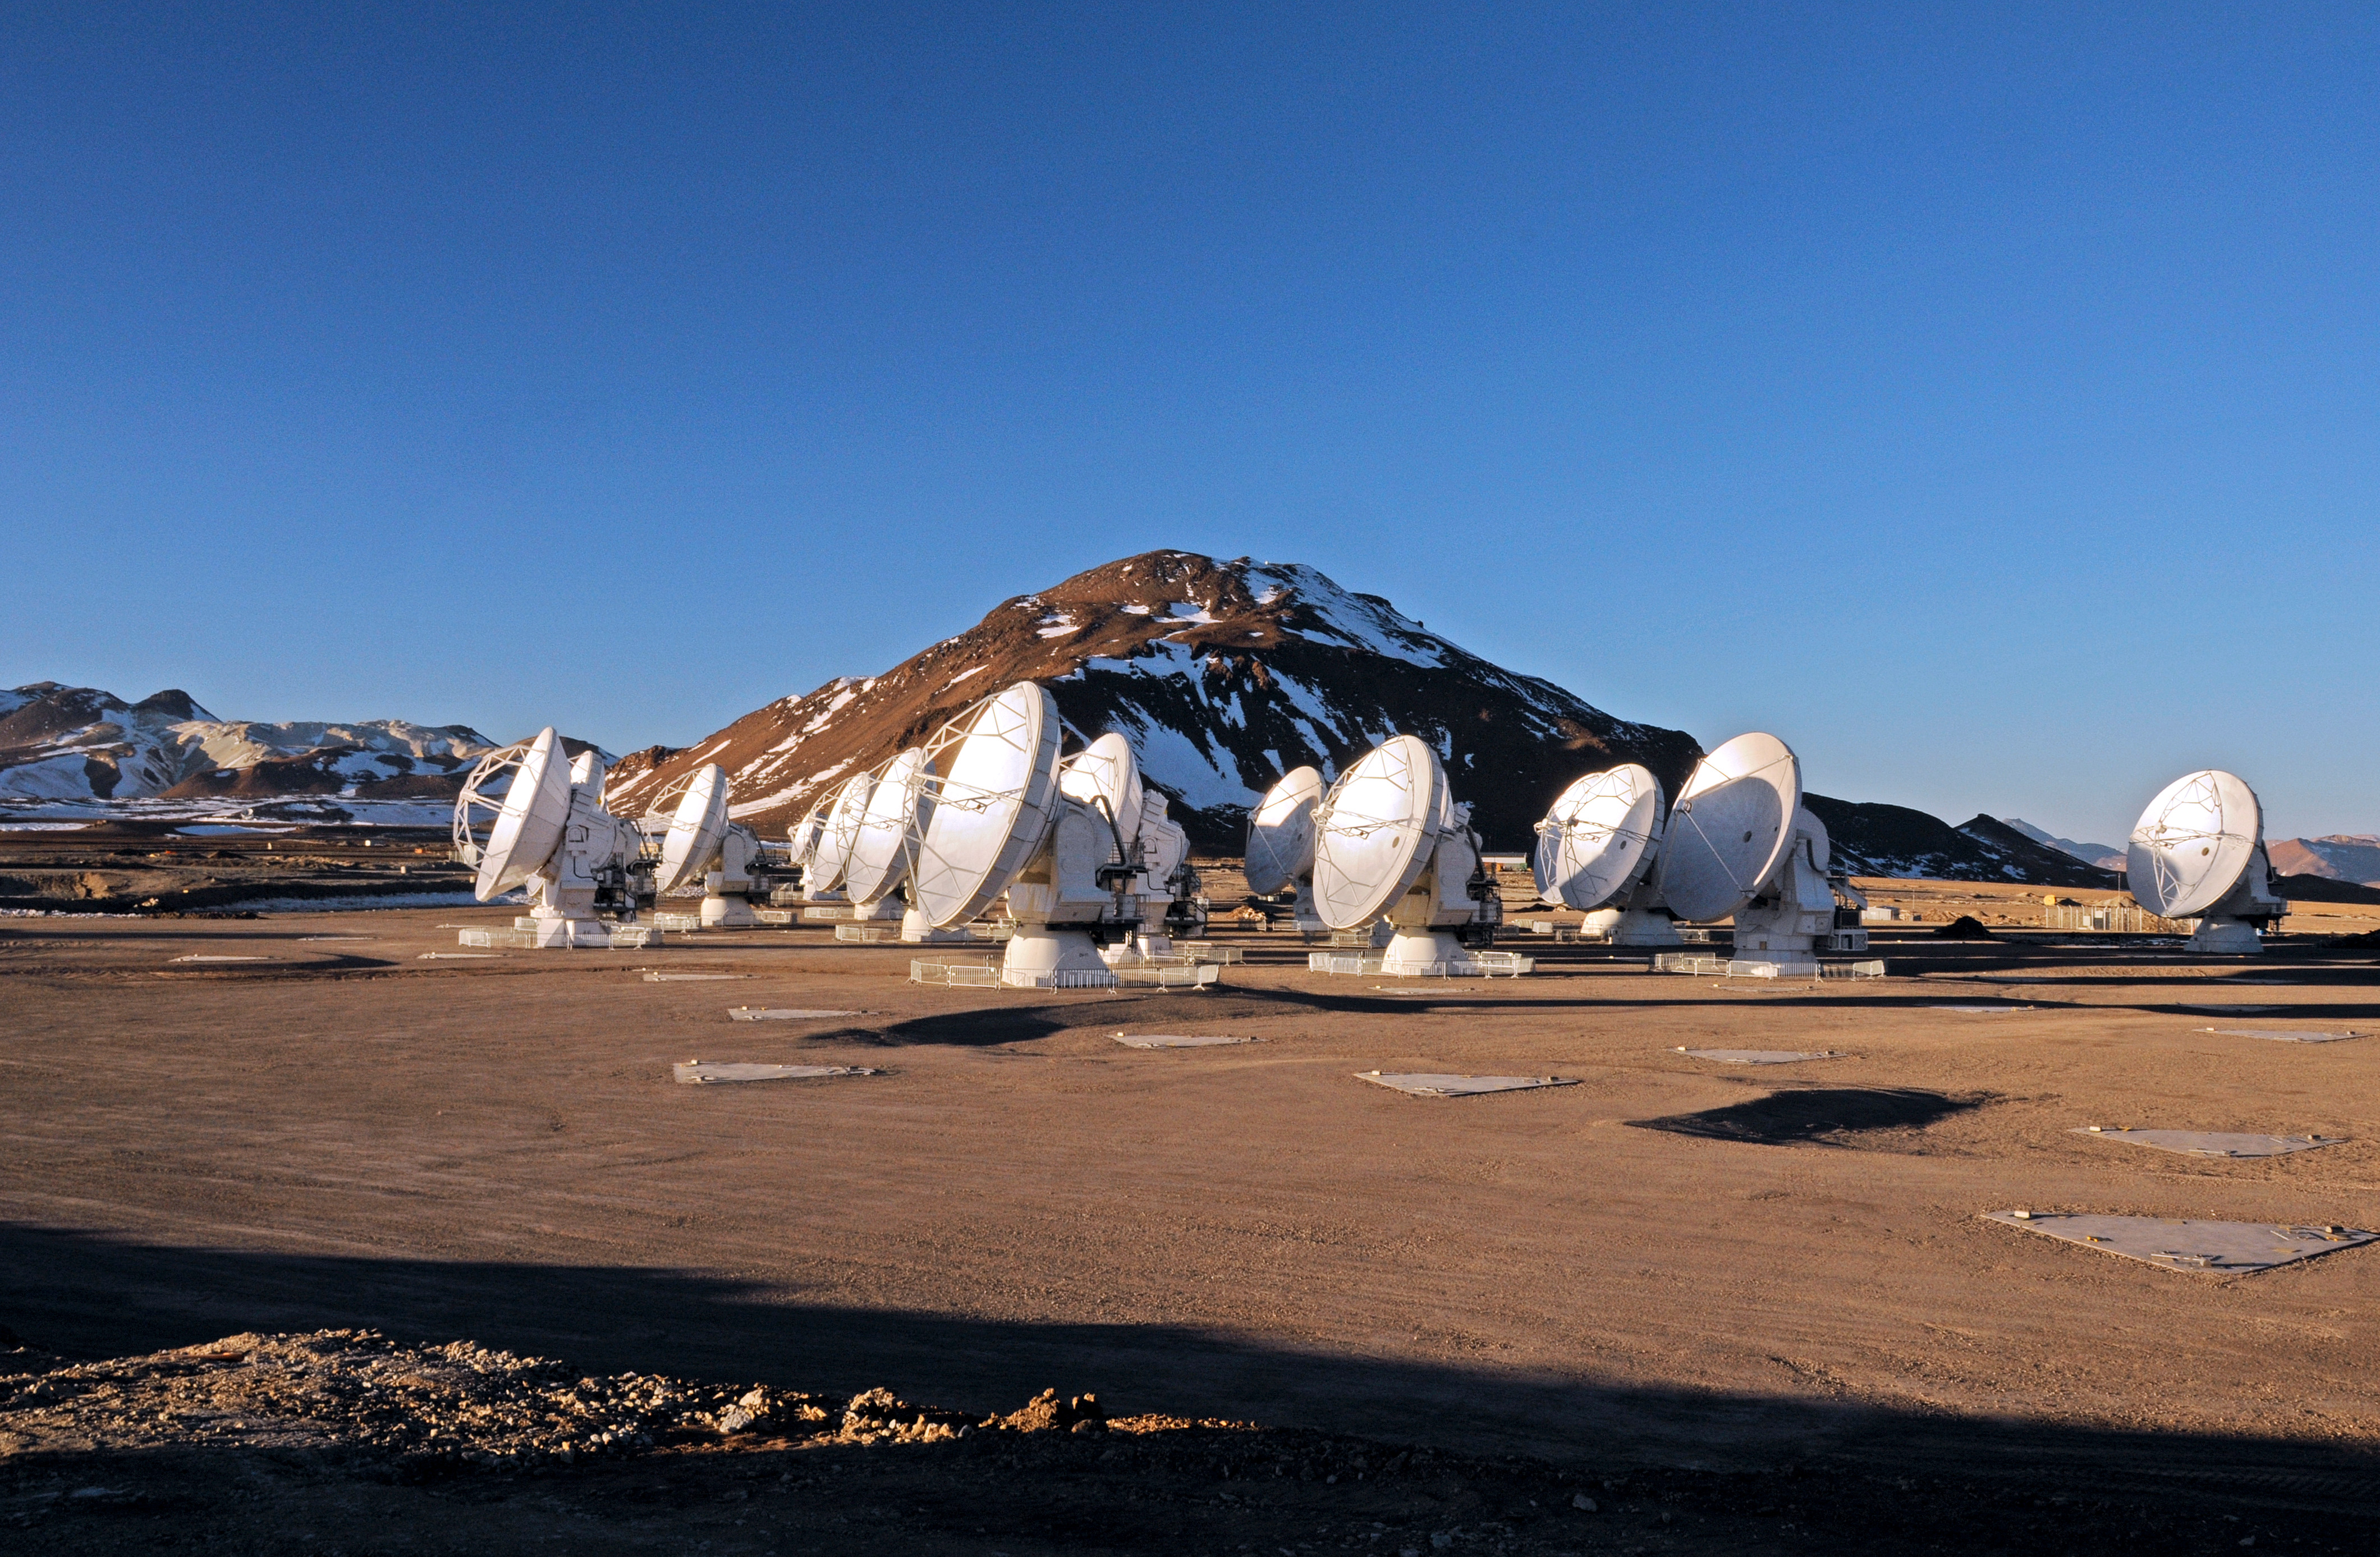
xmin=3 ymin=1223 xmax=2373 ymax=1521
xmin=1627 ymin=1087 xmax=1984 ymax=1146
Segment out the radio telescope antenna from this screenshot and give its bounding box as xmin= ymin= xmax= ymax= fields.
xmin=801 ymin=771 xmax=878 ymax=912
xmin=456 ymin=729 xmax=575 ymax=901
xmin=644 ymin=764 xmax=780 ymax=928
xmin=842 ymin=747 xmax=931 ymax=931
xmin=1530 ymin=763 xmax=1679 ymax=945
xmin=2127 ymin=770 xmax=2285 ymax=953
xmin=452 ymin=727 xmax=652 ymax=947
xmin=910 ymin=685 xmax=1163 ymax=986
xmin=1244 ymin=766 xmax=1326 ymax=933
xmin=910 ymin=682 xmax=1064 ymax=933
xmin=1650 ymin=733 xmax=1865 ymax=967
xmin=1311 ymin=735 xmax=1506 ymax=975
xmin=653 ymin=765 xmax=731 ymax=897
xmin=784 ymin=801 xmax=832 ymax=909
xmin=1654 ymin=734 xmax=1798 ymax=925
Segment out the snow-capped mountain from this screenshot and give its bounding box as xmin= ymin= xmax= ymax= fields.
xmin=0 ymin=682 xmax=502 ymax=823
xmin=605 ymin=551 xmax=1704 ymax=852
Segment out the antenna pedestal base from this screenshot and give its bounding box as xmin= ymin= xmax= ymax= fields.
xmin=1598 ymin=904 xmax=1684 ymax=946
xmin=848 ymin=895 xmax=904 ymax=923
xmin=1731 ymin=846 xmax=1837 ymax=958
xmin=901 ymin=906 xmax=974 ymax=944
xmin=2185 ymin=916 xmax=2264 ymax=955
xmin=525 ymin=914 xmax=613 ymax=949
xmin=1000 ymin=926 xmax=1115 ymax=987
xmin=1379 ymin=928 xmax=1514 ymax=976
xmin=699 ymin=894 xmax=757 ymax=928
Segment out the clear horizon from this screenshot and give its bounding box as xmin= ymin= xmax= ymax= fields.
xmin=6 ymin=6 xmax=2374 ymax=847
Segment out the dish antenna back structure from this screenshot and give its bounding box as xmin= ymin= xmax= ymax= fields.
xmin=647 ymin=764 xmax=776 ymax=927
xmin=1309 ymin=735 xmax=1503 ymax=974
xmin=1649 ymin=733 xmax=1864 ymax=965
xmin=2126 ymin=770 xmax=2286 ymax=954
xmin=453 ymin=729 xmax=652 ymax=946
xmin=907 ymin=683 xmax=1152 ymax=985
xmin=1129 ymin=784 xmax=1203 ymax=949
xmin=1530 ymin=763 xmax=1677 ymax=945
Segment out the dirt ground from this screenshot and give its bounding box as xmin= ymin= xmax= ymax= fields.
xmin=3 ymin=885 xmax=2377 ymax=1553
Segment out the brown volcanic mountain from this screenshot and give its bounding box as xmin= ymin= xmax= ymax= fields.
xmin=604 ymin=551 xmax=1703 ymax=853
xmin=2268 ymin=835 xmax=2380 ymax=886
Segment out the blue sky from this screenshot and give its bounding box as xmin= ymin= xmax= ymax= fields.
xmin=4 ymin=3 xmax=2374 ymax=845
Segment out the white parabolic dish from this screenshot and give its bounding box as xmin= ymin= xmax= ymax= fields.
xmin=807 ymin=771 xmax=877 ymax=894
xmin=2128 ymin=770 xmax=2261 ymax=919
xmin=474 ymin=727 xmax=572 ymax=900
xmin=788 ymin=803 xmax=830 ymax=868
xmin=1654 ymin=733 xmax=1800 ymax=924
xmin=654 ymin=764 xmax=731 ymax=895
xmin=1311 ymin=736 xmax=1446 ymax=931
xmin=1057 ymin=732 xmax=1144 ymax=853
xmin=1244 ymin=766 xmax=1324 ymax=895
xmin=1533 ymin=763 xmax=1664 ymax=910
xmin=842 ymin=747 xmax=927 ymax=904
xmin=910 ymin=681 xmax=1063 ymax=928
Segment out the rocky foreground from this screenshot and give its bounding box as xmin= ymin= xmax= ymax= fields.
xmin=2 ymin=1329 xmax=2367 ymax=1555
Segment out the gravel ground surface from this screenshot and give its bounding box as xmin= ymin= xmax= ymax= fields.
xmin=4 ymin=897 xmax=2378 ymax=1551
xmin=7 ymin=1328 xmax=2368 ymax=1554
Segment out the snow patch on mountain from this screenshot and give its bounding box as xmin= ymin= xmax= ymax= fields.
xmin=0 ymin=681 xmax=590 ymax=828
xmin=600 ymin=550 xmax=1704 ymax=853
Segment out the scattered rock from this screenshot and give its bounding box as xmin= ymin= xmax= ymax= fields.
xmin=998 ymin=1387 xmax=1106 ymax=1434
xmin=1573 ymin=1493 xmax=1597 ymax=1510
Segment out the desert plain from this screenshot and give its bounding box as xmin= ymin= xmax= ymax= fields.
xmin=3 ymin=869 xmax=2377 ymax=1554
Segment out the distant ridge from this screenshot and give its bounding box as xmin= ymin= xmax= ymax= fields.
xmin=2268 ymin=834 xmax=2380 ymax=887
xmin=2002 ymin=817 xmax=2126 ymax=871
xmin=0 ymin=681 xmax=597 ymax=826
xmin=1806 ymin=799 xmax=2117 ymax=888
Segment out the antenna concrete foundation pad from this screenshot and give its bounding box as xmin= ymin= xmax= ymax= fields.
xmin=1985 ymin=1212 xmax=2374 ymax=1274
xmin=2074 ymin=1128 xmax=2344 ymax=1158
xmin=673 ymin=1062 xmax=882 ymax=1085
xmin=1354 ymin=1071 xmax=1579 ymax=1097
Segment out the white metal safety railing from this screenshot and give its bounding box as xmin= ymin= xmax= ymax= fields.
xmin=2042 ymin=902 xmax=2199 ymax=935
xmin=1113 ymin=963 xmax=1219 ymax=988
xmin=1001 ymin=967 xmax=1118 ymax=990
xmin=835 ymin=924 xmax=901 ymax=944
xmin=909 ymin=960 xmax=998 ymax=987
xmin=1652 ymin=952 xmax=1886 ymax=981
xmin=1653 ymin=953 xmax=1782 ymax=978
xmin=653 ymin=913 xmax=702 ymax=932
